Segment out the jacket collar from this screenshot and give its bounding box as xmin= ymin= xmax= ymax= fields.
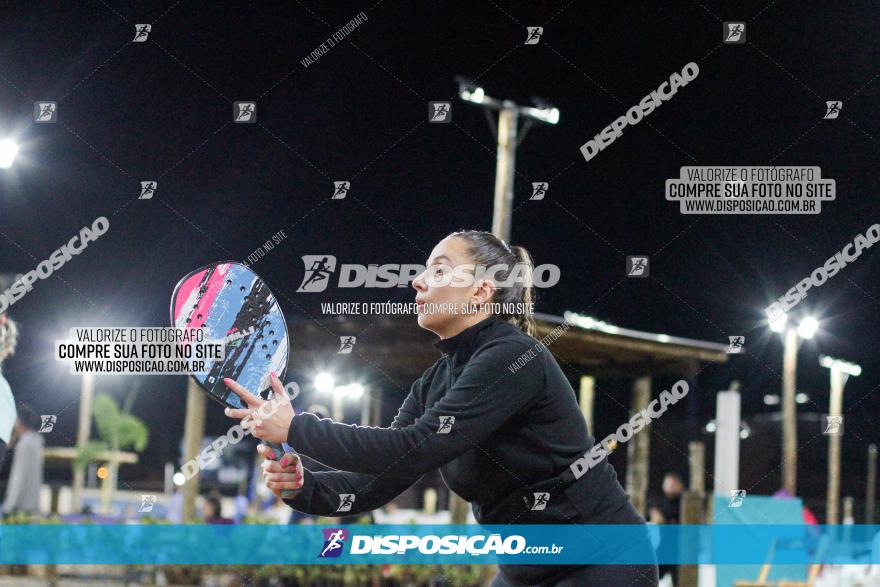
xmin=433 ymin=314 xmax=500 ymax=359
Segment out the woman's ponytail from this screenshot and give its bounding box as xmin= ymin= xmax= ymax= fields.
xmin=448 ymin=230 xmax=537 ymax=337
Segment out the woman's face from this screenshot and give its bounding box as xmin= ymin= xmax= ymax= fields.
xmin=412 ymin=236 xmax=492 ymax=338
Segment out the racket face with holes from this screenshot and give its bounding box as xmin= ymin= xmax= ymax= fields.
xmin=170 ymin=261 xmax=289 ymax=410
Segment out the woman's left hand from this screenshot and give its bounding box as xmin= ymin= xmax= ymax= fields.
xmin=223 ymin=372 xmax=295 ymax=445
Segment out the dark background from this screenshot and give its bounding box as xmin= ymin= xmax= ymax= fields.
xmin=0 ymin=1 xmax=877 ymax=517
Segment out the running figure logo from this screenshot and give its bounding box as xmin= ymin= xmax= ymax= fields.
xmin=437 ymin=415 xmax=455 ymax=434
xmin=233 ymin=102 xmax=257 ymax=123
xmin=727 ymin=336 xmax=745 ymax=354
xmin=38 ymin=415 xmax=56 ymax=433
xmin=297 ymin=255 xmax=337 ymax=292
xmin=429 ymin=101 xmax=452 ymax=123
xmin=728 ymin=489 xmax=746 ymax=508
xmin=332 ymin=181 xmax=350 ymax=200
xmin=626 ymin=256 xmax=649 ymax=278
xmin=822 ymin=415 xmax=843 ymax=435
xmin=336 ymin=494 xmax=355 ymax=513
xmin=338 ymin=336 xmax=356 ymax=354
xmin=139 ymin=494 xmax=156 ymax=513
xmin=318 ymin=528 xmax=349 ymax=558
xmin=34 ymin=102 xmax=57 ymax=123
xmin=524 ymin=27 xmax=543 ymax=45
xmin=139 ymin=181 xmax=157 ymax=200
xmin=723 ymin=22 xmax=745 ymax=43
xmin=824 ymin=101 xmax=842 ymax=119
xmin=531 ymin=492 xmax=550 ymax=511
xmin=530 ymin=182 xmax=548 ymax=200
xmin=133 ymin=24 xmax=151 ymax=42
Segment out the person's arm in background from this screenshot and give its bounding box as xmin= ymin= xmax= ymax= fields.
xmin=279 ymin=378 xmax=426 ymax=517
xmin=287 ymin=338 xmax=545 ymax=478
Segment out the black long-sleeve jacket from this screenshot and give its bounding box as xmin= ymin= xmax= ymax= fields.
xmin=283 ymin=315 xmax=642 ymax=581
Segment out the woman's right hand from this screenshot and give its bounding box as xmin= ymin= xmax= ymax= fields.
xmin=257 ymin=444 xmax=304 ymax=497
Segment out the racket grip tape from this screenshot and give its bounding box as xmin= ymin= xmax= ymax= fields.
xmin=262 ymin=441 xmax=299 ymax=499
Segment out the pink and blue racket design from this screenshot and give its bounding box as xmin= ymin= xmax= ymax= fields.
xmin=170 ymin=262 xmax=289 ymax=409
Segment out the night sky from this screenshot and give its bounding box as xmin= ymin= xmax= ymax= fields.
xmin=0 ymin=1 xmax=878 ymax=511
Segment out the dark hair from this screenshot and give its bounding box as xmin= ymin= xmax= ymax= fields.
xmin=447 ymin=230 xmax=536 ymax=336
xmin=205 ymin=496 xmax=222 ymax=517
xmin=664 ymin=471 xmax=685 ymax=485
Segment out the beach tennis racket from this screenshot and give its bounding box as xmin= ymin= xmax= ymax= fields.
xmin=170 ymin=261 xmax=296 ymax=496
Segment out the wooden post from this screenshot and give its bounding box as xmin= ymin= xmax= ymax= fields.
xmin=868 ymin=445 xmax=877 ymax=524
xmin=491 ymin=107 xmax=518 ymax=243
xmin=423 ymin=488 xmax=437 ymax=515
xmin=826 ymin=367 xmax=844 ymax=524
xmin=626 ymin=377 xmax=651 ymax=517
xmin=677 ymin=442 xmax=706 ymax=587
xmin=688 ymin=441 xmax=705 ymax=494
xmin=678 ymin=491 xmax=703 ymax=587
xmin=579 ymin=375 xmax=595 ymax=434
xmin=450 ymin=493 xmax=469 ymax=524
xmin=71 ymin=372 xmax=95 ymax=513
xmin=182 ymin=378 xmax=206 ymax=522
xmin=782 ymin=327 xmax=798 ymax=496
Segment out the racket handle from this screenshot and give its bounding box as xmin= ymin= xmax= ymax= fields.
xmin=262 ymin=441 xmax=299 ymax=499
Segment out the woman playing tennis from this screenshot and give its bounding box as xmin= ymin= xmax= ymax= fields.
xmin=224 ymin=230 xmax=659 ymax=586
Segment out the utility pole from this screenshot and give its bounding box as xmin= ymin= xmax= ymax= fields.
xmin=820 ymin=355 xmax=861 ymax=524
xmin=455 ymin=78 xmax=560 ymax=243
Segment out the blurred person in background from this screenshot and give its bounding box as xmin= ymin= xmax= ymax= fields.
xmin=203 ymin=493 xmax=232 ymax=524
xmin=2 ymin=404 xmax=45 ymax=515
xmin=0 ymin=313 xmax=19 ymax=469
xmin=660 ymin=471 xmax=685 ymax=525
